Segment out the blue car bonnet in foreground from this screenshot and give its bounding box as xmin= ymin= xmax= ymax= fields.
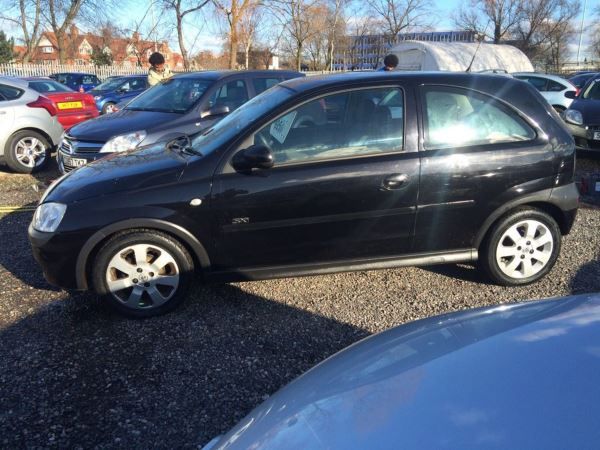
xmin=205 ymin=294 xmax=600 ymax=449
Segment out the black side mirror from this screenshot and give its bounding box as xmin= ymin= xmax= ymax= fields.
xmin=232 ymin=145 xmax=274 ymax=172
xmin=200 ymin=105 xmax=230 ymax=119
xmin=564 ymin=90 xmax=577 ymax=99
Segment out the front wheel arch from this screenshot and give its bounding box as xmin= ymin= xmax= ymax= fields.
xmin=76 ymin=219 xmax=211 ymax=290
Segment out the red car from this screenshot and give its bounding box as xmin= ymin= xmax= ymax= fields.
xmin=22 ymin=77 xmax=99 ymax=129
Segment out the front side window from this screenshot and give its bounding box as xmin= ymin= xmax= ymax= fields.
xmin=423 ymin=87 xmax=536 ymax=149
xmin=209 ymin=80 xmax=249 ymax=112
xmin=547 ymin=80 xmax=566 ymax=92
xmin=253 ymin=78 xmax=281 ymax=95
xmin=582 ymin=80 xmax=600 ymax=100
xmin=518 ymin=76 xmax=547 ymax=91
xmin=0 ymin=84 xmax=24 ymax=101
xmin=95 ymin=77 xmax=126 ymax=91
xmin=253 ymin=86 xmax=404 ymax=165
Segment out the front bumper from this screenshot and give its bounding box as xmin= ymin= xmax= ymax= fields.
xmin=57 ymin=148 xmax=104 ymax=173
xmin=28 ymin=223 xmax=89 ymax=290
xmin=565 ymin=123 xmax=600 ymax=151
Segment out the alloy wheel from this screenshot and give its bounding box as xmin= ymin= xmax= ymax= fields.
xmin=15 ymin=137 xmax=46 ymax=168
xmin=105 ymin=243 xmax=180 ymax=310
xmin=495 ymin=219 xmax=554 ymax=279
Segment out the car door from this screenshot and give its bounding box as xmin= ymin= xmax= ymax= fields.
xmin=0 ymin=85 xmax=17 ymax=150
xmin=209 ymin=83 xmax=419 ymax=270
xmin=414 ymin=85 xmax=553 ymax=253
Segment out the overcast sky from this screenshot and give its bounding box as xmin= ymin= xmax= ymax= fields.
xmin=0 ymin=0 xmax=594 ymax=62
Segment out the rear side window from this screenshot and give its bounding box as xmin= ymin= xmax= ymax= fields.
xmin=547 ymin=80 xmax=565 ymax=92
xmin=422 ymin=87 xmax=536 ymax=149
xmin=0 ymin=84 xmax=24 ymax=101
xmin=519 ymin=76 xmax=547 ymax=91
xmin=253 ymin=78 xmax=281 ymax=95
xmin=82 ymin=75 xmax=99 ymax=84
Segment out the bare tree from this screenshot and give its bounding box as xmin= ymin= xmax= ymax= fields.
xmin=325 ymin=0 xmax=348 ymax=70
xmin=162 ymin=0 xmax=210 ymax=70
xmin=590 ymin=7 xmax=600 ymax=61
xmin=0 ymin=0 xmax=43 ymax=62
xmin=514 ymin=0 xmax=580 ymax=68
xmin=453 ymin=0 xmax=524 ymax=44
xmin=237 ymin=2 xmax=261 ymax=68
xmin=343 ymin=6 xmax=378 ymax=69
xmin=213 ymin=0 xmax=259 ymax=69
xmin=367 ymin=0 xmax=432 ymax=41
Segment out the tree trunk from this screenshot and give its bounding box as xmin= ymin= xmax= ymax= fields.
xmin=245 ymin=41 xmax=251 ymax=69
xmin=295 ymin=43 xmax=302 ymax=71
xmin=176 ymin=16 xmax=189 ymax=70
xmin=56 ymin=30 xmax=67 ymax=63
xmin=229 ymin=28 xmax=237 ymax=69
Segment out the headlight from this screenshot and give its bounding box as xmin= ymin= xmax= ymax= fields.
xmin=32 ymin=203 xmax=67 ymax=233
xmin=93 ymin=95 xmax=102 ymax=101
xmin=564 ymin=109 xmax=583 ymax=126
xmin=100 ymin=130 xmax=147 ymax=153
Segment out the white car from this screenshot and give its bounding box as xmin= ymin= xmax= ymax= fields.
xmin=513 ymin=72 xmax=577 ymax=113
xmin=0 ymin=76 xmax=64 ymax=173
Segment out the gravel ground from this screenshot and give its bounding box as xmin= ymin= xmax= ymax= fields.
xmin=1 ymin=157 xmax=600 ymax=448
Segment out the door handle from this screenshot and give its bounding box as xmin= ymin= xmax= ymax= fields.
xmin=382 ymin=173 xmax=409 ymax=190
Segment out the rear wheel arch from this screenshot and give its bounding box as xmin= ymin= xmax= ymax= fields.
xmin=76 ymin=219 xmax=210 ymax=290
xmin=475 ymin=199 xmax=569 ymax=250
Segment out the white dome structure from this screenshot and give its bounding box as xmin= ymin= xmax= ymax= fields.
xmin=389 ymin=41 xmax=534 ymax=73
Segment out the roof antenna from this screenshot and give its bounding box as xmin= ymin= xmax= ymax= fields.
xmin=466 ymin=20 xmax=491 ymax=72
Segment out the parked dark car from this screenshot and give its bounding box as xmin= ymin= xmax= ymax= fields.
xmin=30 ymin=72 xmax=578 ymax=317
xmin=568 ymin=71 xmax=599 ymax=92
xmin=202 ymin=293 xmax=600 ymax=450
xmin=49 ymin=72 xmax=101 ymax=92
xmin=57 ymin=70 xmax=304 ymax=173
xmin=90 ymin=74 xmax=149 ymax=114
xmin=563 ymin=75 xmax=600 ymax=151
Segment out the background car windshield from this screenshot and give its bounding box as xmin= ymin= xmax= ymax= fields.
xmin=28 ymin=80 xmax=72 ymax=93
xmin=191 ymin=85 xmax=294 ymax=155
xmin=582 ymin=80 xmax=600 ymax=100
xmin=127 ymin=78 xmax=213 ymax=113
xmin=95 ymin=77 xmax=127 ymax=90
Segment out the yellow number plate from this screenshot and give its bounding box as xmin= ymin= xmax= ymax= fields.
xmin=57 ymin=101 xmax=83 ymax=110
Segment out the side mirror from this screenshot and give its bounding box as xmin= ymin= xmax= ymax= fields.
xmin=200 ymin=105 xmax=230 ymax=119
xmin=564 ymin=90 xmax=577 ymax=99
xmin=231 ymin=145 xmax=274 ymax=172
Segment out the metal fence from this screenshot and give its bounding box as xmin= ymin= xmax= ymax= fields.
xmin=0 ymin=64 xmax=148 ymax=80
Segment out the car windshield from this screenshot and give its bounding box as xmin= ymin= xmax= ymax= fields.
xmin=126 ymin=77 xmax=213 ymax=113
xmin=95 ymin=77 xmax=127 ymax=91
xmin=190 ymin=85 xmax=294 ymax=156
xmin=582 ymin=80 xmax=600 ymax=100
xmin=28 ymin=80 xmax=73 ymax=93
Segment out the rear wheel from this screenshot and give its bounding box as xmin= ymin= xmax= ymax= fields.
xmin=92 ymin=230 xmax=194 ymax=318
xmin=479 ymin=208 xmax=561 ymax=286
xmin=101 ymin=102 xmax=116 ymax=114
xmin=4 ymin=130 xmax=50 ymax=173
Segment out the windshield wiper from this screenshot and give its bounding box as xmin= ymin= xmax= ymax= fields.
xmin=166 ymin=135 xmax=202 ymax=156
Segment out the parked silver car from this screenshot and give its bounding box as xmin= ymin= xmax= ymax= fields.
xmin=513 ymin=72 xmax=577 ymax=113
xmin=0 ymin=76 xmax=64 ymax=173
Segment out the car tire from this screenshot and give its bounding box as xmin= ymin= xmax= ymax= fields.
xmin=479 ymin=208 xmax=561 ymax=286
xmin=101 ymin=102 xmax=116 ymax=114
xmin=4 ymin=130 xmax=50 ymax=173
xmin=92 ymin=230 xmax=195 ymax=318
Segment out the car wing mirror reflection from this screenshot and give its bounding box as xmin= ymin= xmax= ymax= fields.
xmin=200 ymin=105 xmax=230 ymax=119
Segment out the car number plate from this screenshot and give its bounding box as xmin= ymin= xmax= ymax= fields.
xmin=593 ymin=131 xmax=600 ymax=141
xmin=63 ymin=156 xmax=87 ymax=168
xmin=57 ymin=101 xmax=83 ymax=110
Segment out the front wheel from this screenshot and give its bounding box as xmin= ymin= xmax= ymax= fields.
xmin=101 ymin=102 xmax=116 ymax=114
xmin=92 ymin=230 xmax=194 ymax=318
xmin=479 ymin=208 xmax=561 ymax=286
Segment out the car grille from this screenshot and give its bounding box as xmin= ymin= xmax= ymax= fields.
xmin=61 ymin=135 xmax=104 ymax=154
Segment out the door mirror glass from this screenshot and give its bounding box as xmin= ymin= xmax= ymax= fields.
xmin=201 ymin=104 xmax=230 ymax=119
xmin=232 ymin=145 xmax=274 ymax=172
xmin=564 ymin=90 xmax=576 ymax=99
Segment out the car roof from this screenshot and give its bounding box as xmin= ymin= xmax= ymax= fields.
xmin=0 ymin=76 xmax=29 ymax=88
xmin=21 ymin=76 xmax=53 ymax=81
xmin=513 ymin=72 xmax=571 ymax=85
xmin=279 ymin=71 xmax=527 ymax=94
xmin=173 ymin=70 xmax=303 ymax=81
xmin=53 ymin=72 xmax=97 ymax=76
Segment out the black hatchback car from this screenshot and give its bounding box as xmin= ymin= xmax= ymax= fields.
xmin=563 ymin=75 xmax=600 ymax=151
xmin=57 ymin=70 xmax=304 ymax=173
xmin=29 ymin=72 xmax=578 ymax=317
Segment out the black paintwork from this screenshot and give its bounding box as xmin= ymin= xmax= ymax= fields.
xmin=29 ymin=72 xmax=578 ymax=290
xmin=564 ymin=76 xmax=600 ymax=151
